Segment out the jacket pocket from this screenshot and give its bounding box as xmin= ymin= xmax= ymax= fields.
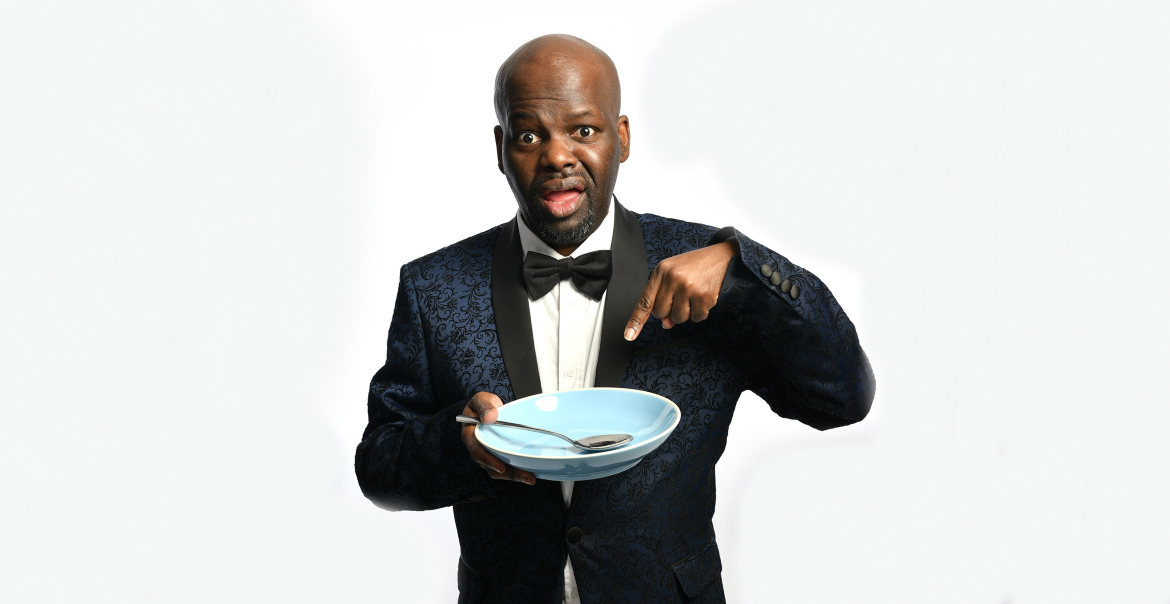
xmin=671 ymin=540 xmax=722 ymax=599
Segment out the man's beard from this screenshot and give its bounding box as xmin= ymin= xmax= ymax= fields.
xmin=527 ymin=193 xmax=597 ymax=248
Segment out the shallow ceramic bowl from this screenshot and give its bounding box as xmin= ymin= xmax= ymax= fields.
xmin=475 ymin=387 xmax=680 ymax=481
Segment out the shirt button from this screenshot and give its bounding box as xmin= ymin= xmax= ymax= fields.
xmin=566 ymin=368 xmax=576 ymax=378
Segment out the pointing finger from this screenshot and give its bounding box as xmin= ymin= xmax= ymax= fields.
xmin=624 ymin=271 xmax=662 ymax=341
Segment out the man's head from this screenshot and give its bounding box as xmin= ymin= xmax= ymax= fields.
xmin=493 ymin=35 xmax=630 ymax=255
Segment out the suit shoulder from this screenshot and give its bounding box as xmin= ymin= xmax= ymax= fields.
xmin=636 ymin=212 xmax=720 ymax=263
xmin=402 ymin=222 xmax=505 ymax=282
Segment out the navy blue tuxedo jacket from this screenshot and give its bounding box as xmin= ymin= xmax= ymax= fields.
xmin=355 ymin=201 xmax=875 ymax=603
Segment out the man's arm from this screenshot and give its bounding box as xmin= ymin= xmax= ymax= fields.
xmin=716 ymin=228 xmax=874 ymax=429
xmin=625 ymin=228 xmax=875 ymax=430
xmin=355 ymin=264 xmax=505 ymax=511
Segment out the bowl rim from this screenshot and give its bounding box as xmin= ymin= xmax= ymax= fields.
xmin=473 ymin=387 xmax=680 ymax=460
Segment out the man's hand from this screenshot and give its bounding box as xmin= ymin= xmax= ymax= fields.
xmin=461 ymin=392 xmax=536 ymax=485
xmin=624 ymin=241 xmax=738 ymax=341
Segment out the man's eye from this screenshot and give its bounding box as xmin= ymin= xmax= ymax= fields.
xmin=518 ymin=132 xmax=538 ymax=144
xmin=578 ymin=126 xmax=594 ymax=137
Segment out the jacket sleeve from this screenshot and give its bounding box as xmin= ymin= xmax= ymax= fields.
xmin=355 ymin=264 xmax=502 ymax=511
xmin=709 ymin=227 xmax=876 ymax=430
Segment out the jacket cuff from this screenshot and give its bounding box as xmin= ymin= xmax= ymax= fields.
xmin=713 ymin=227 xmax=806 ymax=307
xmin=707 ymin=226 xmax=741 ymax=255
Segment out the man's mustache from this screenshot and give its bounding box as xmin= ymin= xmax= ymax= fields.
xmin=532 ymin=172 xmax=591 ymax=191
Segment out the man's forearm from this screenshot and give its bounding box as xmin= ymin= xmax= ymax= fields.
xmin=712 ymin=228 xmax=876 ymax=429
xmin=356 ymin=393 xmax=497 ymax=511
xmin=355 ymin=265 xmax=502 ymax=511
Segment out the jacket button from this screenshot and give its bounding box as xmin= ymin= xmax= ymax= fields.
xmin=780 ymin=279 xmax=791 ymax=293
xmin=566 ymin=527 xmax=583 ymax=544
xmin=769 ymin=272 xmax=781 ymax=286
xmin=789 ymin=284 xmax=800 ymax=299
xmin=760 ymin=264 xmax=772 ymax=277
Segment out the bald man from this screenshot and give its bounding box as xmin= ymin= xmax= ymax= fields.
xmin=356 ymin=35 xmax=875 ymax=603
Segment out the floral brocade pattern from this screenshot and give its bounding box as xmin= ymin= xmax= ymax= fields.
xmin=355 ymin=212 xmax=876 ymax=604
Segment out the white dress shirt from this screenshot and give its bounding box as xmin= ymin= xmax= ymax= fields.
xmin=515 ymin=202 xmax=615 ymax=604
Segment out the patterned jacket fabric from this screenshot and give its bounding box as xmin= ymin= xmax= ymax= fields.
xmin=355 ymin=209 xmax=876 ymax=603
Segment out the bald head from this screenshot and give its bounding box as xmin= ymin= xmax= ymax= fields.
xmin=492 ymin=35 xmax=630 ymax=255
xmin=494 ymin=35 xmax=621 ymax=126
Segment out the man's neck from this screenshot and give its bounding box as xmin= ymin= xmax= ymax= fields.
xmin=552 ymin=242 xmax=581 ymax=257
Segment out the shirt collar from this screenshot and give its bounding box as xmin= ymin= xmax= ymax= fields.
xmin=515 ymin=196 xmax=616 ymax=259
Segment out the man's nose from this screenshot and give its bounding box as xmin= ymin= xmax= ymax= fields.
xmin=540 ymin=135 xmax=577 ymax=172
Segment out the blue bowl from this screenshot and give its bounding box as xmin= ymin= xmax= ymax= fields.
xmin=475 ymin=387 xmax=680 ymax=481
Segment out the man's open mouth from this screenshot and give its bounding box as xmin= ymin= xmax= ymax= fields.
xmin=540 ymin=185 xmax=584 ymax=203
xmin=539 ymin=183 xmax=585 ymax=218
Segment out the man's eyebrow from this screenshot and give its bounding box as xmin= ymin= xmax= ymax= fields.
xmin=508 ymin=109 xmax=600 ymax=123
xmin=566 ymin=109 xmax=598 ymax=120
xmin=508 ymin=110 xmax=540 ymax=122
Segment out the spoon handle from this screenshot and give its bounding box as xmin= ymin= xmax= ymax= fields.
xmin=455 ymin=415 xmax=577 ymax=446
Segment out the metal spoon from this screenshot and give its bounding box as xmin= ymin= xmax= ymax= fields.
xmin=456 ymin=415 xmax=632 ymax=451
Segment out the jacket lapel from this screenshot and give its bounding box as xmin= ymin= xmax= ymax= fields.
xmin=595 ymin=199 xmax=648 ymax=388
xmin=492 ymin=218 xmax=543 ymax=401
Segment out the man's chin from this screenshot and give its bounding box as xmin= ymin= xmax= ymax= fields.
xmin=525 ymin=197 xmax=595 ymax=247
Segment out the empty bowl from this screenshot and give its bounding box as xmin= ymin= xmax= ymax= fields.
xmin=475 ymin=387 xmax=680 ymax=481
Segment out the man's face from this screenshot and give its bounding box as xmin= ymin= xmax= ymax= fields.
xmin=494 ymin=59 xmax=630 ymax=251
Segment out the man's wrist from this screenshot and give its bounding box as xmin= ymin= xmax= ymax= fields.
xmin=716 ymin=239 xmax=740 ymax=257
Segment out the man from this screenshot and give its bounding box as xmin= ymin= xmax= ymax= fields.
xmin=355 ymin=35 xmax=875 ymax=603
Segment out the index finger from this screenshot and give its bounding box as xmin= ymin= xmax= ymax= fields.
xmin=624 ymin=271 xmax=661 ymax=341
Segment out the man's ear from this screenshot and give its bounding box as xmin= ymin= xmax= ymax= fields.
xmin=494 ymin=125 xmax=505 ymax=174
xmin=617 ymin=115 xmax=630 ymax=163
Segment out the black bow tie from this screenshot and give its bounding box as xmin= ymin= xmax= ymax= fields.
xmin=522 ymin=250 xmax=613 ymax=301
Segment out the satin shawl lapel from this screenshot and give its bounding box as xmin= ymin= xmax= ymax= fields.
xmin=595 ymin=199 xmax=648 ymax=388
xmin=492 ymin=218 xmax=542 ymax=401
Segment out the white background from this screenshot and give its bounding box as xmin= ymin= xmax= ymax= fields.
xmin=2 ymin=1 xmax=1168 ymax=602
